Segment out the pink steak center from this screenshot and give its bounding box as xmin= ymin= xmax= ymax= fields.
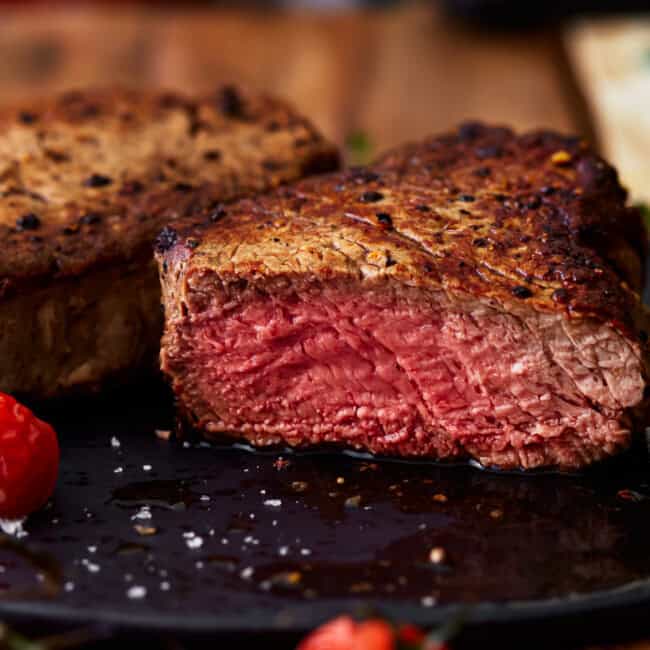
xmin=173 ymin=282 xmax=640 ymax=469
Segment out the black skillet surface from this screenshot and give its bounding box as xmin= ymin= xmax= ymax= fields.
xmin=1 ymin=382 xmax=650 ymax=648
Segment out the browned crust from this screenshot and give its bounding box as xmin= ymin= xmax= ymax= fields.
xmin=158 ymin=122 xmax=647 ymax=342
xmin=0 ymin=86 xmax=340 ymax=300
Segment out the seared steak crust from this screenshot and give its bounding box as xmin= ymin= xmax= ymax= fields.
xmin=0 ymin=87 xmax=338 ymax=300
xmin=158 ymin=123 xmax=648 ymax=470
xmin=166 ymin=122 xmax=646 ymax=339
xmin=0 ymin=87 xmax=339 ymax=396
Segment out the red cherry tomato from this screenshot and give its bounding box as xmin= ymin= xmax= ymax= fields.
xmin=0 ymin=393 xmax=59 ymax=520
xmin=298 ymin=616 xmax=395 ymax=650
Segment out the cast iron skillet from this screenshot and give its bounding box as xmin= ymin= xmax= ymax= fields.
xmin=0 ymin=283 xmax=649 ymax=648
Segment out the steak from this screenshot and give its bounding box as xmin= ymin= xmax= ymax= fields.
xmin=0 ymin=87 xmax=338 ymax=397
xmin=157 ymin=123 xmax=648 ymax=470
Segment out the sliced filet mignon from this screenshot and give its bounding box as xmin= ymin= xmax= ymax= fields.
xmin=157 ymin=123 xmax=648 ymax=470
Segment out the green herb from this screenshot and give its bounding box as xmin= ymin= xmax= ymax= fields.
xmin=345 ymin=130 xmax=374 ymax=166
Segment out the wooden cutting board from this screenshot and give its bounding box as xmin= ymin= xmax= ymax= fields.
xmin=566 ymin=17 xmax=650 ymax=204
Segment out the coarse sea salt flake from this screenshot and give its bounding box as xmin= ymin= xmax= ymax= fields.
xmin=0 ymin=518 xmax=27 ymax=538
xmin=127 ymin=585 xmax=146 ymax=599
xmin=131 ymin=507 xmax=152 ymax=521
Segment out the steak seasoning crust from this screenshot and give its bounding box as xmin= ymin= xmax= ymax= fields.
xmin=0 ymin=87 xmax=339 ymax=397
xmin=158 ymin=123 xmax=648 ymax=470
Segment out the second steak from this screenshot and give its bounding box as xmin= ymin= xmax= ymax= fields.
xmin=0 ymin=87 xmax=338 ymax=398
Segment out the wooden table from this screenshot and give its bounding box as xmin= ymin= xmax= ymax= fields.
xmin=0 ymin=2 xmax=647 ymax=648
xmin=0 ymin=1 xmax=590 ymax=156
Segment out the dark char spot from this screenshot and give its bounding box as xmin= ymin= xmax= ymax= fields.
xmin=203 ymin=149 xmax=222 ymax=161
xmin=376 ymin=212 xmax=393 ymax=228
xmin=360 ymin=190 xmax=384 ymax=203
xmin=16 ymin=213 xmax=41 ymax=230
xmin=84 ymin=174 xmax=112 ymax=188
xmin=512 ymin=285 xmax=533 ymax=299
xmin=174 ymin=182 xmax=193 ymax=192
xmin=473 ymin=238 xmax=488 ymax=247
xmin=19 ymin=111 xmax=38 ymax=125
xmin=45 ymin=149 xmax=69 ymax=163
xmin=155 ymin=226 xmax=178 ymax=253
xmin=459 ymin=194 xmax=475 ymax=202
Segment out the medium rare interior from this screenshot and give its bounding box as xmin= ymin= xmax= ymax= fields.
xmin=165 ymin=276 xmax=644 ymax=470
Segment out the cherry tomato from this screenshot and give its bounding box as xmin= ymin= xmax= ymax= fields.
xmin=0 ymin=393 xmax=59 ymax=520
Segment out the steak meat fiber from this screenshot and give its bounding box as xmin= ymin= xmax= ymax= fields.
xmin=0 ymin=88 xmax=338 ymax=397
xmin=158 ymin=123 xmax=648 ymax=470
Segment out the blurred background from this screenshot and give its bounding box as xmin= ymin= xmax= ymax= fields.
xmin=0 ymin=0 xmax=648 ymax=201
